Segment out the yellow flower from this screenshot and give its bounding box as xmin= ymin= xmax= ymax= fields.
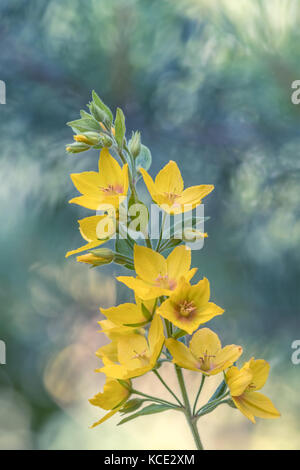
xmin=140 ymin=160 xmax=214 ymax=214
xmin=69 ymin=148 xmax=128 ymax=210
xmin=117 ymin=245 xmax=197 ymax=300
xmin=157 ymin=278 xmax=224 ymax=334
xmin=65 ymin=215 xmax=111 ymax=258
xmin=98 ymin=315 xmax=165 ymax=379
xmin=100 ymin=297 xmax=156 ymax=327
xmin=166 ymin=328 xmax=242 ymax=375
xmin=225 ymin=358 xmax=281 ymax=423
xmin=89 ymin=377 xmax=130 ymax=428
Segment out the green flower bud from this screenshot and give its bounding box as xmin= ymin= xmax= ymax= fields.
xmin=90 ymin=102 xmax=109 ymax=124
xmin=74 ymin=132 xmax=101 ymax=146
xmin=66 ymin=142 xmax=90 ymax=153
xmin=120 ymin=399 xmax=143 ymax=415
xmin=129 ymin=131 xmax=141 ymax=158
xmin=99 ymin=133 xmax=113 ymax=148
xmin=77 ymin=248 xmax=115 ymax=266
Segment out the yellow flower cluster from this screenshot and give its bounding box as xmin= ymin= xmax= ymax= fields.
xmin=66 ymin=93 xmax=280 ymax=449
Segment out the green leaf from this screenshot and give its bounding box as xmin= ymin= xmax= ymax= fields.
xmin=67 ymin=117 xmax=101 ymax=133
xmin=172 ymin=328 xmax=187 ymax=339
xmin=208 ymin=380 xmax=227 ymax=403
xmin=117 ymin=404 xmax=172 ymax=425
xmin=123 ymin=320 xmax=149 ymax=327
xmin=92 ymin=90 xmax=113 ymax=123
xmin=136 ymin=145 xmax=152 ymax=172
xmin=80 ymin=109 xmax=92 ymax=119
xmin=141 ymin=303 xmax=152 ymax=321
xmin=115 ymin=237 xmax=133 ymax=259
xmin=114 ymin=107 xmax=126 ymax=148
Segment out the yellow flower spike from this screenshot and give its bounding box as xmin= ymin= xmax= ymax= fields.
xmin=69 ymin=148 xmax=128 ymax=210
xmin=140 ymin=160 xmax=214 ymax=214
xmin=117 ymin=244 xmax=197 ymax=300
xmin=89 ymin=377 xmax=131 ymax=428
xmin=157 ymin=277 xmax=224 ymax=334
xmin=225 ymin=359 xmax=281 ymax=423
xmin=65 ymin=215 xmax=111 ymax=258
xmin=98 ymin=315 xmax=165 ymax=380
xmin=166 ymin=328 xmax=243 ymax=375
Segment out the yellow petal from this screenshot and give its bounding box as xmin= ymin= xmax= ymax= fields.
xmin=69 ymin=195 xmax=102 ymax=210
xmin=70 ymin=171 xmax=101 ymax=196
xmin=90 ymin=407 xmax=121 ymax=428
xmin=226 ymin=367 xmax=252 ymax=397
xmin=65 ymin=239 xmax=105 ymax=258
xmin=241 ymin=391 xmax=281 ymax=420
xmin=246 ymin=359 xmax=270 ymax=391
xmin=185 ymin=267 xmax=198 ymax=282
xmin=189 ymin=328 xmax=221 ymax=358
xmin=95 ymin=341 xmax=118 ymax=362
xmin=98 ymin=320 xmax=136 ymax=339
xmin=98 ymin=148 xmax=123 ymax=187
xmin=118 ymin=334 xmax=149 ymax=364
xmin=134 ymin=245 xmax=167 ymax=283
xmin=232 ymin=396 xmax=256 ymax=423
xmin=196 ymin=302 xmax=224 ymax=322
xmin=89 ymin=378 xmax=129 ymax=410
xmin=154 ymin=160 xmax=184 ymax=194
xmin=167 ymin=245 xmax=191 ymax=280
xmin=78 ymin=215 xmax=108 ymax=241
xmin=116 ymin=276 xmax=153 ymax=299
xmin=98 ymin=363 xmax=129 ymax=379
xmin=211 ymin=345 xmax=243 ymax=374
xmin=189 ymin=277 xmax=210 ymax=305
xmin=101 ymin=303 xmax=145 ymax=326
xmin=139 ymin=168 xmax=159 ymax=201
xmin=178 ymin=185 xmax=214 ymax=206
xmin=165 ymin=338 xmax=199 ymax=371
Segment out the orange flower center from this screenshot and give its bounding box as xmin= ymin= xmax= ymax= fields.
xmin=176 ymin=300 xmax=197 ymax=318
xmin=101 ymin=184 xmax=124 ymax=195
xmin=155 ymin=274 xmax=177 ymax=291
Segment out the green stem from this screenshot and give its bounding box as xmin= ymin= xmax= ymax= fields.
xmin=153 ymin=370 xmax=184 ymax=407
xmin=156 ymin=212 xmax=167 ymax=252
xmin=192 ymin=374 xmax=205 ymax=416
xmin=175 ymin=365 xmax=204 ymax=451
xmin=131 ymin=388 xmax=180 ymax=409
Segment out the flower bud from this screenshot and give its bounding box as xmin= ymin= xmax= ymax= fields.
xmin=90 ymin=102 xmax=109 ymax=124
xmin=120 ymin=399 xmax=143 ymax=414
xmin=74 ymin=132 xmax=101 ymax=146
xmin=77 ymin=248 xmax=115 ymax=266
xmin=99 ymin=133 xmax=113 ymax=148
xmin=129 ymin=131 xmax=141 ymax=158
xmin=66 ymin=142 xmax=90 ymax=153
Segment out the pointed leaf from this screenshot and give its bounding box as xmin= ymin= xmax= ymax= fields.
xmin=117 ymin=404 xmax=173 ymax=425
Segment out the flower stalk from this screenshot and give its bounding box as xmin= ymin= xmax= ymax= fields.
xmin=65 ymin=91 xmax=280 ymax=450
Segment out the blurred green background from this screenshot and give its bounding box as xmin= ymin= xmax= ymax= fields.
xmin=0 ymin=0 xmax=299 ymax=450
